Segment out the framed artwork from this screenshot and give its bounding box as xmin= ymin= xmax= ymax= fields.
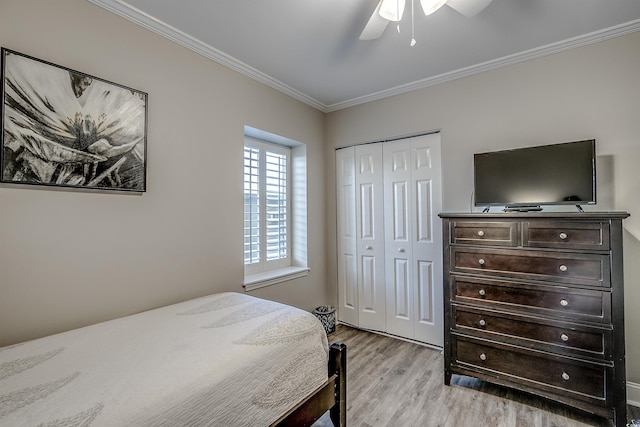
xmin=1 ymin=48 xmax=147 ymax=192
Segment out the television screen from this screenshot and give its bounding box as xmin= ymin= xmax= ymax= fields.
xmin=474 ymin=140 xmax=596 ymax=210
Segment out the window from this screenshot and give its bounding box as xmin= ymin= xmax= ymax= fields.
xmin=244 ymin=140 xmax=290 ymax=272
xmin=243 ymin=127 xmax=308 ymax=290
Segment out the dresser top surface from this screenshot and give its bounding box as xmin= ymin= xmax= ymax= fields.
xmin=439 ymin=212 xmax=630 ymax=220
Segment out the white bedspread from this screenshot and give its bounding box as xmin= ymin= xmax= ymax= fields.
xmin=0 ymin=292 xmax=329 ymax=426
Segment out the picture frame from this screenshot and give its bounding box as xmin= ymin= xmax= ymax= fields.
xmin=1 ymin=48 xmax=147 ymax=192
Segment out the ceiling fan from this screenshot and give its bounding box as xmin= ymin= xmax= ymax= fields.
xmin=360 ymin=0 xmax=493 ymax=41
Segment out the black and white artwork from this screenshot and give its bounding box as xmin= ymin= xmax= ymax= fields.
xmin=1 ymin=48 xmax=147 ymax=191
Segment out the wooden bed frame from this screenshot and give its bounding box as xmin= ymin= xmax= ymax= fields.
xmin=272 ymin=342 xmax=347 ymax=427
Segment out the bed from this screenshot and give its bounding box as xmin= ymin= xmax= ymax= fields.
xmin=0 ymin=292 xmax=346 ymax=426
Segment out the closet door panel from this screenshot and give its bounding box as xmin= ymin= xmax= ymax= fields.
xmin=384 ymin=140 xmax=415 ymax=338
xmin=417 ymin=260 xmax=435 ymax=324
xmin=359 ymin=183 xmax=375 ymax=238
xmin=412 ymin=134 xmax=444 ymax=346
xmin=336 ymin=147 xmax=358 ymax=326
xmin=355 ymin=144 xmax=386 ymax=331
xmin=416 ymin=179 xmax=433 ymax=242
xmin=393 ymin=259 xmax=411 ymax=318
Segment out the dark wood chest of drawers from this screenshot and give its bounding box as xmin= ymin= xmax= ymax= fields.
xmin=439 ymin=212 xmax=629 ymax=426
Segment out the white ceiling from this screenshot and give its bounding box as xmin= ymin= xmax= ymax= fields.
xmin=89 ymin=0 xmax=640 ymax=112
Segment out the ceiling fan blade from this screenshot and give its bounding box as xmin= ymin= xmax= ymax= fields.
xmin=446 ymin=0 xmax=493 ymax=17
xmin=359 ymin=0 xmax=390 ymax=40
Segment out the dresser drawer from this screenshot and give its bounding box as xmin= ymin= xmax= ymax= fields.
xmin=454 ymin=307 xmax=610 ymax=357
xmin=450 ymin=221 xmax=519 ymax=246
xmin=523 ymin=221 xmax=610 ymax=251
xmin=454 ymin=337 xmax=608 ymax=402
xmin=451 ymin=247 xmax=610 ymax=287
xmin=451 ymin=276 xmax=610 ymax=323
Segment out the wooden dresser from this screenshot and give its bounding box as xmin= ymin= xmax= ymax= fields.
xmin=439 ymin=212 xmax=629 ymax=426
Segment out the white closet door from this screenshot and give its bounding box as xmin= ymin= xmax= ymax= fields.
xmin=354 ymin=143 xmax=386 ymax=331
xmin=336 ymin=147 xmax=358 ymax=326
xmin=383 ymin=134 xmax=443 ymax=346
xmin=336 ymin=135 xmax=442 ymax=344
xmin=383 ymin=139 xmax=415 ymax=338
xmin=411 ymin=133 xmax=443 ymax=347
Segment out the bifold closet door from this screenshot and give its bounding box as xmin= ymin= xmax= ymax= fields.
xmin=383 ymin=134 xmax=443 ymax=346
xmin=383 ymin=139 xmax=414 ymax=338
xmin=336 ymin=145 xmax=386 ymax=331
xmin=354 ymin=144 xmax=386 ymax=331
xmin=336 ymin=135 xmax=442 ymax=345
xmin=336 ymin=147 xmax=358 ymax=327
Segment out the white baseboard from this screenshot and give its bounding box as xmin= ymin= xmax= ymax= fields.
xmin=629 ymin=381 xmax=640 ymax=407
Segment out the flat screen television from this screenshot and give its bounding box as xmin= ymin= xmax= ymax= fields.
xmin=474 ymin=139 xmax=596 ymax=212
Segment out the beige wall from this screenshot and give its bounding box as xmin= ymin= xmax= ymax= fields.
xmin=2 ymin=0 xmax=640 ymax=402
xmin=325 ymin=32 xmax=640 ymax=391
xmin=0 ymin=0 xmax=329 ymax=346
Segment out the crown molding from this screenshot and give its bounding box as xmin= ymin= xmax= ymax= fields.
xmin=86 ymin=0 xmax=326 ymax=111
xmin=87 ymin=1 xmax=640 ymax=113
xmin=325 ymin=19 xmax=640 ymax=112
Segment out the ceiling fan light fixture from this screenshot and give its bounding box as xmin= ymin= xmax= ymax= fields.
xmin=420 ymin=0 xmax=448 ymax=15
xmin=446 ymin=0 xmax=493 ymax=17
xmin=379 ymin=0 xmax=406 ymax=22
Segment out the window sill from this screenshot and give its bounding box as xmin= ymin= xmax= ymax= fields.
xmin=243 ymin=266 xmax=310 ymax=291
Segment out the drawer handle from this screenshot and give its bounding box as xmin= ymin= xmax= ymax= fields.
xmin=561 ymin=333 xmax=569 ymax=342
xmin=477 ymin=230 xmax=485 ymax=237
xmin=365 ymin=246 xmax=372 ymax=250
xmin=479 ymin=319 xmax=486 ymax=327
xmin=478 ymin=258 xmax=486 ymax=265
xmin=479 ymin=353 xmax=487 ymax=361
xmin=478 ymin=289 xmax=486 ymax=296
xmin=559 ymin=264 xmax=568 ymax=272
xmin=398 ymin=248 xmax=405 ymax=253
xmin=561 ymin=372 xmax=570 ymax=381
xmin=560 ymin=299 xmax=569 ymax=307
xmin=559 ymin=232 xmax=568 ymax=240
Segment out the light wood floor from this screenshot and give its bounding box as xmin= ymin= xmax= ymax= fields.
xmin=319 ymin=324 xmax=640 ymax=427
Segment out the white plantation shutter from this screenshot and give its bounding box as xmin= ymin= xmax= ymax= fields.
xmin=264 ymin=150 xmax=288 ymax=261
xmin=244 ymin=139 xmax=291 ymax=274
xmin=243 ymin=146 xmax=260 ymax=265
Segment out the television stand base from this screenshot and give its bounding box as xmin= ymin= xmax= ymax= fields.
xmin=503 ymin=205 xmax=543 ymax=213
